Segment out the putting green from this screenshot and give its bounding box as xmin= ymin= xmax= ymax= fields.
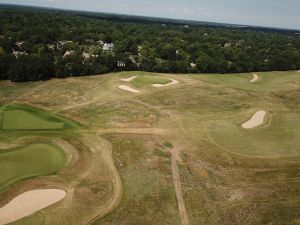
xmin=0 ymin=104 xmax=78 ymax=130
xmin=0 ymin=142 xmax=66 ymax=191
xmin=131 ymin=76 xmax=171 ymax=88
xmin=204 ymin=112 xmax=300 ymax=156
xmin=2 ymin=110 xmax=64 ymax=130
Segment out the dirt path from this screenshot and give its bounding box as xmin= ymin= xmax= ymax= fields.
xmin=170 ymin=149 xmax=189 ymax=225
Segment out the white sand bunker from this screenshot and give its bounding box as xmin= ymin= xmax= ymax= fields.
xmin=120 ymin=76 xmax=137 ymax=82
xmin=242 ymin=110 xmax=267 ymax=129
xmin=153 ymin=79 xmax=178 ymax=87
xmin=0 ymin=189 xmax=66 ymax=225
xmin=118 ymin=85 xmax=141 ymax=93
xmin=250 ymin=74 xmax=259 ymax=83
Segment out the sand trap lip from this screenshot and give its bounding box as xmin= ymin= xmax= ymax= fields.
xmin=241 ymin=110 xmax=267 ymax=129
xmin=118 ymin=85 xmax=141 ymax=93
xmin=120 ymin=76 xmax=137 ymax=82
xmin=152 ymin=79 xmax=178 ymax=87
xmin=250 ymin=74 xmax=259 ymax=83
xmin=289 ymin=83 xmax=298 ymax=87
xmin=0 ymin=189 xmax=66 ymax=225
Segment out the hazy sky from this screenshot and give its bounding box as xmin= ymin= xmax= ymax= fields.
xmin=1 ymin=0 xmax=300 ymax=30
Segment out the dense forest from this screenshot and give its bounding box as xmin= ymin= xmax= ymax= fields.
xmin=0 ymin=5 xmax=300 ymax=82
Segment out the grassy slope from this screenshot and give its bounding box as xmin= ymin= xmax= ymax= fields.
xmin=0 ymin=142 xmax=66 ymax=191
xmin=1 ymin=70 xmax=300 ymax=224
xmin=93 ymin=134 xmax=180 ymax=225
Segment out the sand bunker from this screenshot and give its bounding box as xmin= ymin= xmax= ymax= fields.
xmin=0 ymin=189 xmax=66 ymax=225
xmin=250 ymin=74 xmax=259 ymax=83
xmin=118 ymin=85 xmax=141 ymax=93
xmin=120 ymin=76 xmax=137 ymax=82
xmin=242 ymin=110 xmax=267 ymax=129
xmin=153 ymin=79 xmax=178 ymax=87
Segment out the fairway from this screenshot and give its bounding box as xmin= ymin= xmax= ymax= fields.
xmin=2 ymin=110 xmax=64 ymax=130
xmin=204 ymin=112 xmax=300 ymax=156
xmin=0 ymin=143 xmax=66 ymax=191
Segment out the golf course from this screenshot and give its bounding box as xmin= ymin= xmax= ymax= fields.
xmin=0 ymin=70 xmax=300 ymax=225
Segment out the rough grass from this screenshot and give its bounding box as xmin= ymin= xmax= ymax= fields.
xmin=8 ymin=213 xmax=44 ymax=225
xmin=0 ymin=142 xmax=66 ymax=191
xmin=93 ymin=134 xmax=180 ymax=225
xmin=131 ymin=76 xmax=171 ymax=88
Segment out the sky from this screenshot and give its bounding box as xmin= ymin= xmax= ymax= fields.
xmin=0 ymin=0 xmax=300 ymax=30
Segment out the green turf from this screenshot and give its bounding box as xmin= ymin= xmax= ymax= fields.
xmin=190 ymin=71 xmax=300 ymax=92
xmin=2 ymin=110 xmax=64 ymax=130
xmin=0 ymin=142 xmax=66 ymax=191
xmin=131 ymin=76 xmax=171 ymax=88
xmin=0 ymin=104 xmax=78 ymax=130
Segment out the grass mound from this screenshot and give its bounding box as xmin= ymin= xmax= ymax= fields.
xmin=131 ymin=76 xmax=171 ymax=88
xmin=0 ymin=142 xmax=66 ymax=191
xmin=0 ymin=104 xmax=77 ymax=130
xmin=204 ymin=112 xmax=300 ymax=156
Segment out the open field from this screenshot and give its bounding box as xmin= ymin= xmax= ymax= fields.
xmin=0 ymin=70 xmax=300 ymax=225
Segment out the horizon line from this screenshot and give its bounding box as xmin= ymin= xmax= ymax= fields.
xmin=1 ymin=2 xmax=300 ymax=32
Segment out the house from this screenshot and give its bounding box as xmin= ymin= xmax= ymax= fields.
xmin=47 ymin=44 xmax=56 ymax=50
xmin=15 ymin=41 xmax=24 ymax=48
xmin=117 ymin=61 xmax=126 ymax=67
xmin=183 ymin=25 xmax=189 ymax=28
xmin=103 ymin=43 xmax=114 ymax=51
xmin=98 ymin=40 xmax=104 ymax=45
xmin=63 ymin=50 xmax=75 ymax=58
xmin=191 ymin=63 xmax=197 ymax=68
xmin=57 ymin=41 xmax=72 ymax=50
xmin=12 ymin=49 xmax=28 ymax=58
xmin=82 ymin=52 xmax=90 ymax=59
xmin=224 ymin=42 xmax=232 ymax=48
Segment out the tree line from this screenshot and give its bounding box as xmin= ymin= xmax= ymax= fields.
xmin=0 ymin=6 xmax=300 ymax=82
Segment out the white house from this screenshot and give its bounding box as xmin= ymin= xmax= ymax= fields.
xmin=63 ymin=50 xmax=75 ymax=58
xmin=103 ymin=43 xmax=114 ymax=51
xmin=12 ymin=49 xmax=27 ymax=58
xmin=191 ymin=63 xmax=197 ymax=68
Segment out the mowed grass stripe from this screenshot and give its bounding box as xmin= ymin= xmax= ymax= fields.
xmin=0 ymin=143 xmax=66 ymax=191
xmin=2 ymin=110 xmax=64 ymax=130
